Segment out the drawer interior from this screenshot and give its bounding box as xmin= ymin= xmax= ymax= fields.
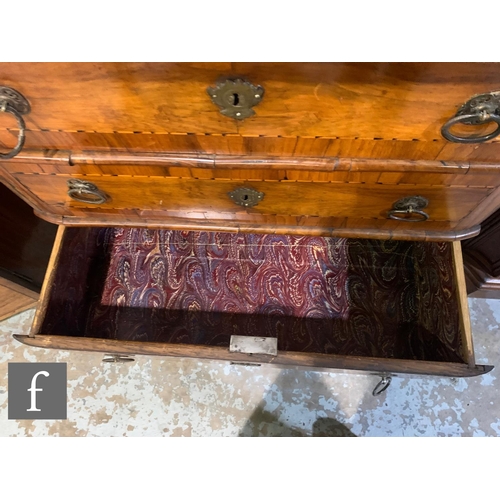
xmin=33 ymin=227 xmax=470 ymax=366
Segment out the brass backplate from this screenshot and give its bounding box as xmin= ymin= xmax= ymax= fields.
xmin=456 ymin=91 xmax=500 ymax=125
xmin=207 ymin=79 xmax=264 ymax=120
xmin=0 ymin=86 xmax=30 ymax=114
xmin=228 ymin=187 xmax=264 ymax=208
xmin=392 ymin=195 xmax=428 ymax=211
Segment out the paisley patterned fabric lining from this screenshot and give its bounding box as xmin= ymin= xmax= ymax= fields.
xmin=41 ymin=228 xmax=464 ymax=362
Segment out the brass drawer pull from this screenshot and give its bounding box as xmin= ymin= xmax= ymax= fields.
xmin=67 ymin=179 xmax=108 ymax=205
xmin=207 ymin=79 xmax=264 ymax=120
xmin=388 ymin=196 xmax=429 ymax=222
xmin=102 ymin=354 xmax=135 ymax=363
xmin=228 ymin=186 xmax=264 ymax=208
xmin=441 ymin=91 xmax=500 ymax=143
xmin=372 ymin=376 xmax=392 ymax=396
xmin=0 ymin=86 xmax=30 ymax=159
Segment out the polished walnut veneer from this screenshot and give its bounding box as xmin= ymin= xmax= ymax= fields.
xmin=1 ymin=63 xmax=500 ymax=161
xmin=1 ymin=151 xmax=500 ymax=242
xmin=1 ymin=63 xmax=500 ymax=241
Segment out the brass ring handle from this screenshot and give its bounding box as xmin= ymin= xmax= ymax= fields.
xmin=387 ymin=196 xmax=429 ymax=223
xmin=388 ymin=208 xmax=429 ymax=222
xmin=441 ymin=112 xmax=500 ymax=143
xmin=372 ymin=376 xmax=392 ymax=396
xmin=0 ymin=86 xmax=30 ymax=160
xmin=0 ymin=101 xmax=26 ymax=159
xmin=67 ymin=179 xmax=108 ymax=205
xmin=441 ymin=91 xmax=500 ymax=143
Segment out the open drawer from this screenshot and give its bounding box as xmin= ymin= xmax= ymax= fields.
xmin=15 ymin=226 xmax=493 ymax=378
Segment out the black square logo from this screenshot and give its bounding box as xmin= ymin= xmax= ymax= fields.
xmin=8 ymin=363 xmax=67 ymax=420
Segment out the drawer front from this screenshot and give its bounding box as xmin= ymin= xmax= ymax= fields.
xmin=1 ymin=63 xmax=500 ymax=161
xmin=18 ymin=226 xmax=492 ymax=378
xmin=9 ymin=172 xmax=493 ymax=223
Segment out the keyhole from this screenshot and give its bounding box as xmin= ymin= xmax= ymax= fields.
xmin=242 ymin=194 xmax=249 ymax=201
xmin=233 ymin=93 xmax=240 ymax=106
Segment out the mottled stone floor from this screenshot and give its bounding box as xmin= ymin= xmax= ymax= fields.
xmin=1 ymin=298 xmax=499 ymax=437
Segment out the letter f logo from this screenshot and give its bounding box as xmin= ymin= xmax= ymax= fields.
xmin=27 ymin=371 xmax=49 ymax=412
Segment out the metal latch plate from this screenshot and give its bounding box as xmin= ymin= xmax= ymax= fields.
xmin=229 ymin=335 xmax=278 ymax=356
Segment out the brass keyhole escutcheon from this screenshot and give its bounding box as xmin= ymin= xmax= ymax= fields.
xmin=207 ymin=79 xmax=264 ymax=120
xmin=228 ymin=187 xmax=264 ymax=208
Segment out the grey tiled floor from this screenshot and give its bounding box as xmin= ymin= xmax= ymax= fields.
xmin=1 ymin=298 xmax=499 ymax=436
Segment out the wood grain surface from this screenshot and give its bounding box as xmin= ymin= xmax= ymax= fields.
xmin=1 ymin=63 xmax=500 ymax=161
xmin=0 ymin=277 xmax=38 ymax=321
xmin=9 ymin=173 xmax=490 ymax=220
xmin=14 ymin=334 xmax=492 ymax=378
xmin=2 ymin=149 xmax=497 ymax=240
xmin=452 ymin=241 xmax=475 ymax=366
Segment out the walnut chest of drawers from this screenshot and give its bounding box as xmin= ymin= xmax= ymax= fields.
xmin=1 ymin=63 xmax=499 ymax=381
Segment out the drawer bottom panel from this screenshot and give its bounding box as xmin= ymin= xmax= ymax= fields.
xmin=22 ymin=227 xmax=492 ymax=378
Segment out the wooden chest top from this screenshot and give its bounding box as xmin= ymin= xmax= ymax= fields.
xmin=1 ymin=62 xmax=500 ymax=161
